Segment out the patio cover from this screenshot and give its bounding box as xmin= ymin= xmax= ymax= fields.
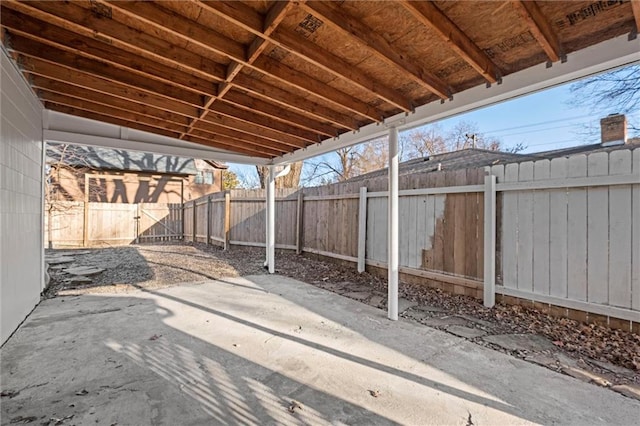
xmin=3 ymin=0 xmax=639 ymax=319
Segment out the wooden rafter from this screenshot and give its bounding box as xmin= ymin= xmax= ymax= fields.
xmin=1 ymin=8 xmax=217 ymax=95
xmin=1 ymin=0 xmax=634 ymax=160
xmin=196 ymin=0 xmax=412 ymax=112
xmin=399 ymin=1 xmax=501 ymax=84
xmin=205 ymin=103 xmax=320 ymax=145
xmin=100 ymin=1 xmax=342 ymax=137
xmin=3 ymin=6 xmax=335 ymax=146
xmin=32 ymin=77 xmax=192 ymax=127
xmin=511 ymin=0 xmax=562 ymax=63
xmin=19 ymin=56 xmax=200 ymax=117
xmin=303 ymin=2 xmax=450 ymax=98
xmin=188 ymin=0 xmax=303 ymax=138
xmin=222 ymin=90 xmax=337 ymax=137
xmin=8 ymin=34 xmax=204 ymax=107
xmin=38 ymin=91 xmax=190 ymax=134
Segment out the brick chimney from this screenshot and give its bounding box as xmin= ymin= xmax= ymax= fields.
xmin=600 ymin=114 xmax=627 ymax=147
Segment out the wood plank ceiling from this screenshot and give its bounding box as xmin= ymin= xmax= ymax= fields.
xmin=1 ymin=1 xmax=638 ymax=159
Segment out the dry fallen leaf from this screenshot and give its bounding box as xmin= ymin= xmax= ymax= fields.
xmin=368 ymin=389 xmax=380 ymax=398
xmin=288 ymin=400 xmax=302 ymax=413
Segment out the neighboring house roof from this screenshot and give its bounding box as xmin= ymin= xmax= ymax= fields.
xmin=343 ymin=139 xmax=640 ymax=184
xmin=528 ymin=138 xmax=640 ymax=160
xmin=46 ymin=143 xmax=227 ymax=175
xmin=344 ymin=148 xmax=531 ymax=183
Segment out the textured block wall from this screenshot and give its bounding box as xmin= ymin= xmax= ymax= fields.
xmin=1 ymin=51 xmax=44 ymax=344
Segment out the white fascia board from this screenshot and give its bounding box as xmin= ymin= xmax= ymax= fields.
xmin=43 ymin=110 xmax=269 ymax=165
xmin=274 ymin=34 xmax=640 ymax=165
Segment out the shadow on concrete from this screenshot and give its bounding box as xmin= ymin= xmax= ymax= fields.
xmin=1 ymin=293 xmax=396 ymax=425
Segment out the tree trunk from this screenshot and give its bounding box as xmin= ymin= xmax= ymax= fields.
xmin=256 ymin=162 xmax=303 ymax=189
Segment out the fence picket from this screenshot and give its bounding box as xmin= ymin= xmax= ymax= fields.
xmin=587 ymin=152 xmax=609 ymax=304
xmin=533 ymin=159 xmax=550 ymax=296
xmin=502 ymin=163 xmax=519 ymax=289
xmin=608 ymin=150 xmax=632 ymax=308
xmin=567 ymin=155 xmax=588 ymax=302
xmin=549 ymin=157 xmax=568 ymax=298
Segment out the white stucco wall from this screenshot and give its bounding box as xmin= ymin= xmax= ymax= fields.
xmin=1 ymin=50 xmax=44 ymax=344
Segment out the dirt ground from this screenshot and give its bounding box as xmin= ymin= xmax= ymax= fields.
xmin=46 ymin=242 xmax=639 ymax=388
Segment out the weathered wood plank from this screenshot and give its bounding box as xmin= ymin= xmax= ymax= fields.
xmin=586 ymin=152 xmax=609 ymax=304
xmin=567 ymin=155 xmax=588 ymax=302
xmin=517 ymin=161 xmax=535 ymax=292
xmin=608 ymin=150 xmax=632 ymax=308
xmin=533 ymin=159 xmax=550 ymax=296
xmin=549 ymin=157 xmax=568 ymax=298
xmin=502 ymin=163 xmax=519 ymax=288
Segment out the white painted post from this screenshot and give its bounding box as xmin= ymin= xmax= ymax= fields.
xmin=484 ymin=173 xmax=497 ymax=307
xmin=388 ymin=127 xmax=399 ymax=321
xmin=357 ymin=186 xmax=368 ymax=273
xmin=267 ymin=165 xmax=276 ymax=274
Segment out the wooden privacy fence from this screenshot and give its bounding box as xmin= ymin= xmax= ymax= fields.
xmin=186 ymin=147 xmax=639 ymax=325
xmin=45 ymin=201 xmax=182 ymax=247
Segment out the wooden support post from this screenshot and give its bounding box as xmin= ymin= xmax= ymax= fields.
xmin=224 ymin=192 xmax=231 ymax=250
xmin=206 ymin=196 xmax=211 ymax=245
xmin=181 ymin=203 xmax=185 ymax=240
xmin=388 ymin=126 xmax=399 ymax=320
xmin=296 ymin=191 xmax=304 ymax=254
xmin=192 ymin=200 xmax=197 ymax=243
xmin=357 ymin=186 xmax=368 ymax=272
xmin=83 ymin=174 xmax=89 ymax=247
xmin=483 ymin=173 xmax=497 ymax=307
xmin=135 ymin=203 xmax=141 ymax=244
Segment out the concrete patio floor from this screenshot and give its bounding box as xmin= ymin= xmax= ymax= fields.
xmin=2 ymin=275 xmax=639 ymax=426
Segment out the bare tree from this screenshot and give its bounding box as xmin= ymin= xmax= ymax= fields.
xmin=303 ymin=137 xmax=390 ymax=184
xmin=401 ymin=124 xmax=448 ymax=158
xmin=570 ymin=64 xmax=639 ymax=133
xmin=255 ymin=161 xmax=304 ymax=189
xmin=304 ymin=120 xmax=523 ymax=184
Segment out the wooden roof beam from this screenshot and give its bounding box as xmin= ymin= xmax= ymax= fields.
xmin=99 ymin=1 xmax=348 ymax=138
xmin=35 ymin=81 xmax=304 ymax=155
xmin=232 ymin=73 xmax=357 ymax=131
xmin=31 ymin=77 xmax=192 ymax=127
xmin=11 ymin=0 xmax=379 ymax=125
xmin=511 ymin=0 xmax=563 ymax=63
xmin=269 ymin=29 xmax=412 ymax=112
xmin=303 ymin=2 xmax=451 ymax=98
xmin=205 ymin=103 xmax=319 ymax=145
xmin=399 ymin=0 xmax=501 ymax=84
xmin=221 ymin=90 xmax=338 ymax=138
xmin=181 ymin=135 xmax=275 ymax=159
xmin=250 ymin=56 xmax=382 ymax=123
xmin=196 ymin=113 xmax=309 ymax=148
xmin=38 ymin=91 xmax=190 ymax=134
xmin=6 ymin=33 xmax=205 ymax=108
xmin=3 ymin=1 xmax=227 ymax=82
xmin=42 ymin=102 xmax=279 ymax=157
xmin=2 ymin=2 xmax=350 ymax=135
xmin=0 ymin=8 xmax=218 ymax=95
xmin=218 ymin=0 xmax=296 ymax=97
xmin=19 ymin=57 xmax=201 ymax=118
xmin=196 ymin=0 xmax=412 ymax=112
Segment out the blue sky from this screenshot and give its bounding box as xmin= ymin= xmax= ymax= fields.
xmin=229 ymin=79 xmax=638 ymax=186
